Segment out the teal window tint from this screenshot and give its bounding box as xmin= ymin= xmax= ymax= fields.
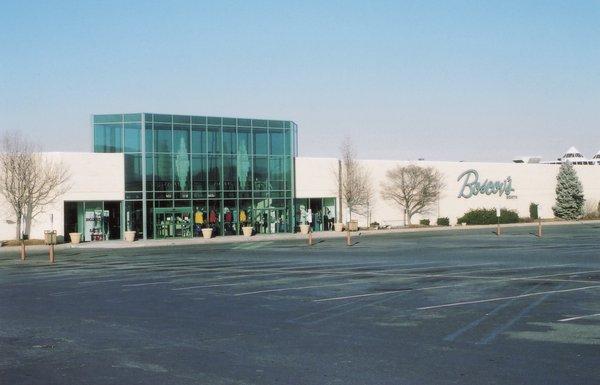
xmin=154 ymin=154 xmax=173 ymax=191
xmin=222 ymin=128 xmax=236 ymax=154
xmin=208 ymin=155 xmax=221 ymax=190
xmin=253 ymin=129 xmax=268 ymax=155
xmin=284 ymin=121 xmax=291 ymax=128
xmin=94 ymin=123 xmax=122 ymax=153
xmin=125 ymin=154 xmax=143 ymax=191
xmin=207 ymin=126 xmax=221 ymax=154
xmin=284 ymin=157 xmax=292 ymax=188
xmin=191 ymin=116 xmax=206 ymax=124
xmin=145 ymin=124 xmax=153 ymax=153
xmin=269 ymin=120 xmax=283 ymax=128
xmin=173 ymin=153 xmax=190 ymax=191
xmin=155 ymin=200 xmax=173 ymax=208
xmin=124 ymin=113 xmax=142 ymax=122
xmin=94 ymin=114 xmax=122 ymax=124
xmin=173 ymin=115 xmax=190 ymax=124
xmin=173 ymin=126 xmax=190 ymax=153
xmin=237 ymin=128 xmax=251 ymax=155
xmin=207 ymin=117 xmax=221 ymax=125
xmin=145 ymin=154 xmax=153 ymax=190
xmin=223 ymin=156 xmax=236 ymax=190
xmin=191 ymin=126 xmax=206 ymax=153
xmin=252 ymin=119 xmax=267 ymax=128
xmin=270 ymin=130 xmax=284 ymax=155
xmin=238 ymin=118 xmax=251 ymax=127
xmin=154 ymin=123 xmax=172 ymax=153
xmin=191 ymin=155 xmax=207 ymax=191
xmin=124 ymin=123 xmax=141 ymax=152
xmin=154 ymin=114 xmax=172 ymax=123
xmin=284 ymin=129 xmax=292 ymax=156
xmin=253 ymin=157 xmax=268 ymax=190
xmin=237 ymin=154 xmax=252 ymax=190
xmin=269 ymin=157 xmax=285 ymax=190
xmin=222 ymin=117 xmax=236 ymax=126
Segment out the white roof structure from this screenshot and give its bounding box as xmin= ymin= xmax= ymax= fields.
xmin=561 ymin=146 xmax=585 ymax=159
xmin=593 ymin=150 xmax=600 ymax=160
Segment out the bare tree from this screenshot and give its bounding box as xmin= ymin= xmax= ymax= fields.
xmin=380 ymin=164 xmax=444 ymax=225
xmin=334 ymin=137 xmax=373 ymax=222
xmin=0 ymin=132 xmax=70 ymax=240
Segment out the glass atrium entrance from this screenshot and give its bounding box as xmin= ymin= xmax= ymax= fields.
xmin=93 ymin=113 xmax=298 ymax=239
xmin=153 ymin=207 xmax=193 ymax=238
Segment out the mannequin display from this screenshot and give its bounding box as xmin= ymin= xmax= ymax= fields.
xmin=194 ymin=207 xmax=204 ymax=237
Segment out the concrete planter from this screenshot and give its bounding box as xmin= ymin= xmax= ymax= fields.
xmin=242 ymin=226 xmax=253 ymax=237
xmin=69 ymin=232 xmax=81 ymax=244
xmin=299 ymin=224 xmax=310 ymax=235
xmin=124 ymin=230 xmax=136 ymax=242
xmin=334 ymin=223 xmax=344 ymax=232
xmin=202 ymin=228 xmax=213 ymax=239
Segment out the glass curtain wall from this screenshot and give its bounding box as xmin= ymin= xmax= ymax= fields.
xmin=93 ymin=113 xmax=297 ymax=239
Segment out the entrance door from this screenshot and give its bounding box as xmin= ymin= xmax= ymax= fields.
xmin=154 ymin=208 xmax=193 ymax=238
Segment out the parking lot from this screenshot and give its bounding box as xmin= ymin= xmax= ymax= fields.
xmin=2 ymin=224 xmax=600 ymax=384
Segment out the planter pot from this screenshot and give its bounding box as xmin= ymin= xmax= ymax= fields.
xmin=202 ymin=228 xmax=213 ymax=239
xmin=334 ymin=222 xmax=344 ymax=232
xmin=69 ymin=232 xmax=81 ymax=244
xmin=124 ymin=230 xmax=136 ymax=242
xmin=299 ymin=224 xmax=310 ymax=235
xmin=242 ymin=226 xmax=254 ymax=237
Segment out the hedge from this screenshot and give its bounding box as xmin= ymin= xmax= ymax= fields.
xmin=436 ymin=217 xmax=450 ymax=226
xmin=419 ymin=219 xmax=430 ymax=226
xmin=457 ymin=208 xmax=519 ymax=225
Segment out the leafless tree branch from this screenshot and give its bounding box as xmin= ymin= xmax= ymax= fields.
xmin=380 ymin=164 xmax=444 ymax=225
xmin=0 ymin=131 xmax=70 ymax=239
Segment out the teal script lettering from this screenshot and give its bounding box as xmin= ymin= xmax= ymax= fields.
xmin=457 ymin=169 xmax=514 ymax=199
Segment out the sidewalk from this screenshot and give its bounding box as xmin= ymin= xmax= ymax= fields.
xmin=66 ymin=219 xmax=600 ymax=250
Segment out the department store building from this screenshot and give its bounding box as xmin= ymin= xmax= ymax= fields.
xmin=2 ymin=112 xmax=600 ymax=242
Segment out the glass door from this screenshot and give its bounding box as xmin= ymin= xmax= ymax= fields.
xmin=154 ymin=208 xmax=193 ymax=238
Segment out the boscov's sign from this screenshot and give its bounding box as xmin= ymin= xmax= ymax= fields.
xmin=457 ymin=169 xmax=515 ymax=199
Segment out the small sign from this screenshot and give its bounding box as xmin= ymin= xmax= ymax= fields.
xmin=496 ymin=207 xmax=501 ymax=217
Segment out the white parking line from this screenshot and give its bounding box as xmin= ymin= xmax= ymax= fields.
xmin=558 ymin=313 xmax=600 ymax=322
xmin=121 ymin=281 xmax=171 ymax=287
xmin=418 ymin=285 xmax=600 ymax=310
xmin=234 ymin=282 xmax=363 ymax=296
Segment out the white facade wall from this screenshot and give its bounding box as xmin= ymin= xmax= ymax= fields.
xmin=295 ymin=157 xmax=600 ymax=228
xmin=0 ymin=152 xmax=124 ymax=240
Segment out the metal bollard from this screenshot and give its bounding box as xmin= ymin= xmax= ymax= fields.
xmin=20 ymin=241 xmax=26 ymax=261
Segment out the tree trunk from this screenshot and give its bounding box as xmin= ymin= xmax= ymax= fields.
xmin=25 ymin=205 xmax=33 ymax=238
xmin=15 ymin=211 xmax=21 ymax=240
xmin=407 ymin=213 xmax=413 ymax=226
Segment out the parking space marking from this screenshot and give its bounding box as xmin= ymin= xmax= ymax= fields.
xmin=234 ymin=281 xmax=367 ymax=296
xmin=477 ymin=283 xmax=566 ymax=345
xmin=558 ymin=313 xmax=600 ymax=322
xmin=444 ymin=283 xmax=543 ymax=342
xmin=418 ymin=285 xmax=600 ymax=310
xmin=122 ymin=281 xmax=172 ymax=287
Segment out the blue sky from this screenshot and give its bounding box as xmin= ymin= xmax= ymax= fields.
xmin=1 ymin=0 xmax=598 ymax=161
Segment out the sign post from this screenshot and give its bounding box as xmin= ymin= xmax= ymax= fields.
xmin=537 ymin=204 xmax=542 ymax=237
xmin=496 ymin=207 xmax=501 ymax=236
